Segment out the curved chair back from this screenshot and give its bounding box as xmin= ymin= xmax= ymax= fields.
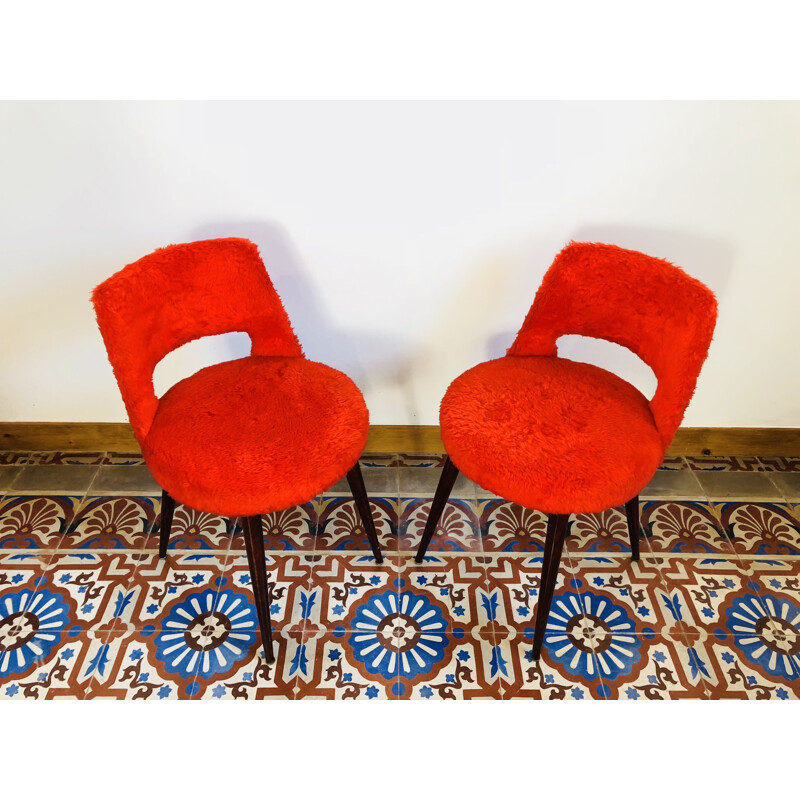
xmin=92 ymin=237 xmax=302 ymax=443
xmin=508 ymin=241 xmax=718 ymax=448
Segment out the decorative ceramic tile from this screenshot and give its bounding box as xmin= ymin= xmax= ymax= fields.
xmin=684 ymin=456 xmax=766 ymax=472
xmin=3 ymin=447 xmax=799 ymax=700
xmin=110 ymin=552 xmax=230 ymax=632
xmin=102 ymin=452 xmax=147 ymax=466
xmin=695 ymin=635 xmax=800 ymax=699
xmin=400 ymin=554 xmax=488 ymax=633
xmin=751 ymin=558 xmax=800 ymax=599
xmin=157 ymin=500 xmax=233 ymax=553
xmin=592 ymin=635 xmax=708 ymax=699
xmin=291 ymin=631 xmax=397 ymax=699
xmin=759 ymin=457 xmax=800 ymax=473
xmin=1 ymin=632 xmax=108 ymax=700
xmin=29 ymin=452 xmax=106 ymax=466
xmin=654 ymin=554 xmax=755 ymax=641
xmin=494 ymin=630 xmax=604 ymax=700
xmin=569 ymin=508 xmax=633 ymax=555
xmin=42 ymin=551 xmax=142 ymax=632
xmin=642 ymin=500 xmax=735 ymax=555
xmin=222 ymin=551 xmax=315 ymax=632
xmin=0 ymin=452 xmax=31 ymax=466
xmin=482 ymin=554 xmax=578 ymax=634
xmin=358 ymin=453 xmax=399 ymax=468
xmin=302 ymin=553 xmax=400 ymax=633
xmin=659 ymin=456 xmax=689 ymax=471
xmin=399 ymin=497 xmax=481 ymax=553
xmin=229 ymin=502 xmax=316 ymax=553
xmin=717 ymin=502 xmax=800 ymax=556
xmin=314 ymin=496 xmax=398 ymax=552
xmin=0 ymin=495 xmax=80 ymax=550
xmin=396 ymin=454 xmax=447 ymax=468
xmin=61 ymin=496 xmax=158 ymax=551
xmin=0 ymin=552 xmax=51 ymax=614
xmin=569 ymin=555 xmax=672 ymax=634
xmin=478 ymin=500 xmax=547 ymax=553
xmin=396 ymin=633 xmax=503 ymax=699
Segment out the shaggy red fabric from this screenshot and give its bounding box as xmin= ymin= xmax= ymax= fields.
xmin=441 ymin=356 xmax=664 ymax=513
xmin=441 ymin=242 xmax=717 ymax=513
xmin=93 ymin=238 xmax=368 ymax=516
xmin=143 ymin=356 xmax=368 ymax=516
xmin=92 ymin=238 xmax=303 ymax=441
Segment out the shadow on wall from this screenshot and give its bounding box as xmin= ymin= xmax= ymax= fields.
xmin=187 ymin=220 xmax=412 ymax=399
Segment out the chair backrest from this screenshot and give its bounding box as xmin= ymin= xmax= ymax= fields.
xmin=507 ymin=242 xmax=717 ymax=449
xmin=92 ymin=237 xmax=302 ymax=443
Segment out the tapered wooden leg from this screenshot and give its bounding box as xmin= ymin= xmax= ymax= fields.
xmin=158 ymin=489 xmax=175 ymax=559
xmin=531 ymin=513 xmax=569 ymax=661
xmin=415 ymin=456 xmax=460 ymax=563
xmin=625 ymin=495 xmax=641 ymax=561
xmin=242 ymin=515 xmax=275 ymax=663
xmin=346 ymin=463 xmax=383 ymax=564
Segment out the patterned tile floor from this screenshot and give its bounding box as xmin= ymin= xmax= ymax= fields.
xmin=1 ymin=451 xmax=799 ymax=700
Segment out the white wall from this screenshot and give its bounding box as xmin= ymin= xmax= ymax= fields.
xmin=1 ymin=101 xmax=798 ymax=427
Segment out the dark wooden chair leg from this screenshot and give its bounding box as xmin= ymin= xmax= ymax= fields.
xmin=346 ymin=463 xmax=384 ymax=564
xmin=158 ymin=489 xmax=175 ymax=559
xmin=531 ymin=513 xmax=569 ymax=661
xmin=415 ymin=456 xmax=460 ymax=563
xmin=242 ymin=515 xmax=275 ymax=663
xmin=625 ymin=495 xmax=641 ymax=561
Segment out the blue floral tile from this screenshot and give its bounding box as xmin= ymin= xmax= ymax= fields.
xmin=481 ymin=553 xmax=581 ymax=634
xmin=223 ymin=551 xmax=315 ymax=632
xmin=86 ymin=629 xmax=201 ymax=700
xmin=1 ymin=632 xmax=106 ymax=700
xmin=569 ymin=555 xmax=672 ymax=634
xmin=592 ymin=635 xmax=708 ymax=699
xmin=303 ymin=553 xmax=400 ymax=632
xmin=399 ymin=634 xmax=502 ymax=699
xmin=41 ymin=551 xmax=142 ymax=632
xmin=292 ymin=631 xmax=396 ymax=700
xmin=401 ymin=554 xmax=488 ymax=632
xmin=493 ymin=631 xmax=604 ymax=700
xmin=692 ymin=634 xmax=800 ymax=699
xmin=109 ymin=553 xmax=230 ymax=631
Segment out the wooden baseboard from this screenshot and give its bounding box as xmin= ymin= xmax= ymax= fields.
xmin=1 ymin=422 xmax=799 ymax=456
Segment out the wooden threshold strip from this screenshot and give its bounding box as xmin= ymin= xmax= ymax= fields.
xmin=1 ymin=422 xmax=799 ymax=456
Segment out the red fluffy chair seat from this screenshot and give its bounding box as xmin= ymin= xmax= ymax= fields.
xmin=440 ymin=355 xmax=663 ymax=515
xmin=143 ymin=356 xmax=368 ymax=517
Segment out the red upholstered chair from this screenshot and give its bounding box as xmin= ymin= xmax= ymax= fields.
xmin=416 ymin=242 xmax=717 ymax=660
xmin=93 ymin=238 xmax=382 ymax=662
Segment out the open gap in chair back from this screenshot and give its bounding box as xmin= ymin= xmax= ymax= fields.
xmin=507 ymin=241 xmax=718 ymax=450
xmin=92 ymin=237 xmax=303 ymax=444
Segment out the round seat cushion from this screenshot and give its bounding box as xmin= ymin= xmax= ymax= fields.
xmin=440 ymin=356 xmax=664 ymax=514
xmin=143 ymin=356 xmax=368 ymax=516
